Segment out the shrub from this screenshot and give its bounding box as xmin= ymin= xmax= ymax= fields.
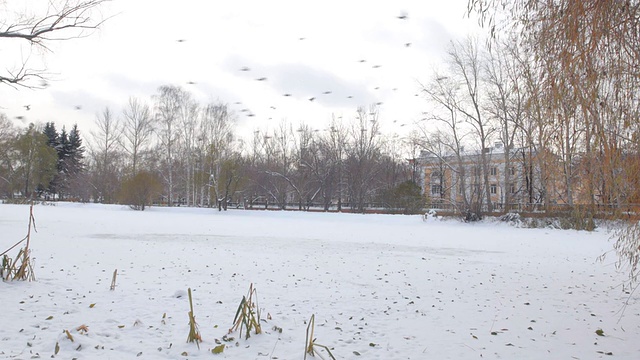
xmin=381 ymin=180 xmax=425 ymax=214
xmin=119 ymin=171 xmax=162 ymax=211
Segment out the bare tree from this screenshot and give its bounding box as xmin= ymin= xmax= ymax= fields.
xmin=121 ymin=97 xmax=154 ymax=176
xmin=154 ymin=85 xmax=182 ymax=206
xmin=0 ymin=0 xmax=110 ymax=87
xmin=469 ymin=0 xmax=640 ymax=291
xmin=89 ymin=107 xmax=121 ymax=203
xmin=290 ymin=124 xmax=321 ymax=210
xmin=484 ymin=37 xmax=527 ymax=209
xmin=448 ymin=37 xmax=496 ymax=214
xmin=200 ymin=102 xmax=235 ymax=208
xmin=316 ymin=116 xmax=348 ymax=211
xmin=264 ymin=121 xmax=295 ymax=209
xmin=176 ymin=91 xmax=198 ymax=206
xmin=344 ymin=105 xmax=383 ymax=212
xmin=419 ymin=73 xmax=472 ymax=213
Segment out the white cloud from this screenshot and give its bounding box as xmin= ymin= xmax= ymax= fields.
xmin=0 ymin=0 xmax=482 ymax=140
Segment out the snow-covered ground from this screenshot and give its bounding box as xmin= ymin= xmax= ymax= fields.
xmin=1 ymin=203 xmax=638 ymax=359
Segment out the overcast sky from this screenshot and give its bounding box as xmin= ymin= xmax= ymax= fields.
xmin=1 ymin=0 xmax=482 ymax=140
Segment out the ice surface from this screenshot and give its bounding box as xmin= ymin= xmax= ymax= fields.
xmin=0 ymin=203 xmax=638 ymax=359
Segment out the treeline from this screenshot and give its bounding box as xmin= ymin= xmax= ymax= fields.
xmin=0 ymin=119 xmax=84 ymax=201
xmin=414 ymin=31 xmax=640 ymax=216
xmin=0 ymin=86 xmax=423 ymax=213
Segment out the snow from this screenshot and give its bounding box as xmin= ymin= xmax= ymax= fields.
xmin=1 ymin=203 xmax=638 ymax=359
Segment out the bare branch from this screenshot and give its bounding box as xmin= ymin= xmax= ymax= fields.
xmin=1 ymin=0 xmax=111 ymax=87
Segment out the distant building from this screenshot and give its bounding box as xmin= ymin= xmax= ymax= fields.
xmin=417 ymin=142 xmax=543 ymax=212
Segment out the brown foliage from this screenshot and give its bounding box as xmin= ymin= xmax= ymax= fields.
xmin=119 ymin=171 xmax=162 ymax=210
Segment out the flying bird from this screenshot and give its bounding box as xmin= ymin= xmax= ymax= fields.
xmin=24 ymin=105 xmax=31 ymax=111
xmin=177 ymin=39 xmax=186 ymax=42
xmin=270 ymin=106 xmax=276 ymax=109
xmin=256 ymin=77 xmax=267 ymax=81
xmin=309 ymin=97 xmax=316 ymax=102
xmin=322 ymin=91 xmax=332 ymax=95
xmin=187 ymin=81 xmax=196 ymax=85
xmin=299 ymin=37 xmax=306 ymax=40
xmin=397 ymin=12 xmax=408 ymax=20
xmin=374 ymin=87 xmax=380 ymax=90
xmin=15 ymin=116 xmax=24 ymax=120
xmin=74 ymin=105 xmax=82 ymax=110
xmin=359 ymin=59 xmax=366 ymax=63
xmin=240 ymin=66 xmax=251 ymax=71
xmin=283 ymin=93 xmax=292 ymax=97
xmin=405 ymin=42 xmax=412 ymax=47
xmin=347 ymin=95 xmax=353 ymax=99
xmin=372 ymin=65 xmax=381 ymax=69
xmin=376 ymin=102 xmax=383 ymax=106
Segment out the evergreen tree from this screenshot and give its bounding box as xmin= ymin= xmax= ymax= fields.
xmin=40 ymin=124 xmax=85 ymax=200
xmin=42 ymin=122 xmax=61 ymax=196
xmin=67 ymin=124 xmax=85 ymax=176
xmin=43 ymin=122 xmax=58 ymax=148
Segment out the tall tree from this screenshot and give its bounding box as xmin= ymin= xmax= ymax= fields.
xmin=13 ymin=123 xmax=58 ymax=199
xmin=419 ymin=73 xmax=472 ymax=213
xmin=449 ymin=37 xmax=495 ymax=213
xmin=200 ymin=102 xmax=235 ymax=207
xmin=344 ymin=105 xmax=383 ymax=212
xmin=121 ymin=97 xmax=154 ymax=176
xmin=154 ymin=85 xmax=183 ymax=206
xmin=89 ymin=107 xmax=122 ymax=203
xmin=0 ymin=114 xmax=17 ymax=198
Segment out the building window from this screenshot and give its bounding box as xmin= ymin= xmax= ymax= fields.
xmin=431 ymin=184 xmax=442 ymax=196
xmin=490 ymin=167 xmax=497 ymax=176
xmin=490 ymin=184 xmax=497 ymax=194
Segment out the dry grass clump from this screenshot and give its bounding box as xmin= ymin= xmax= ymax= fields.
xmin=229 ymin=283 xmax=262 ymax=340
xmin=1 ymin=204 xmax=36 ymax=281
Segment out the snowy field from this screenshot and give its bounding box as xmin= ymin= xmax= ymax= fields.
xmin=1 ymin=203 xmax=638 ymax=359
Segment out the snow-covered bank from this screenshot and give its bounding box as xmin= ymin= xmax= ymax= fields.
xmin=1 ymin=203 xmax=638 ymax=359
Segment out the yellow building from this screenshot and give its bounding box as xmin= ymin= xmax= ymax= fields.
xmin=419 ymin=142 xmax=536 ymax=213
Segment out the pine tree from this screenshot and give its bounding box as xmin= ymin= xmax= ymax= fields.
xmin=41 ymin=124 xmax=87 ymax=200
xmin=42 ymin=122 xmax=60 ymax=197
xmin=67 ymin=124 xmax=85 ymax=176
xmin=43 ymin=122 xmax=58 ymax=148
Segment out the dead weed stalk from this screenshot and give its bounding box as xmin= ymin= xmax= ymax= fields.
xmin=229 ymin=283 xmax=262 ymax=339
xmin=1 ymin=204 xmax=36 ymax=281
xmin=304 ymin=314 xmax=336 ymax=360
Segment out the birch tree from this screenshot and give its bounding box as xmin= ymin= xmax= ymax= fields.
xmin=121 ymin=97 xmax=154 ymax=177
xmin=154 ymin=85 xmax=182 ymax=206
xmin=89 ymin=107 xmax=121 ymax=203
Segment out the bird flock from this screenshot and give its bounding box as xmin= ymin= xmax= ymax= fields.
xmin=12 ymin=10 xmax=425 ymax=130
xmin=178 ymin=10 xmax=419 ymax=128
